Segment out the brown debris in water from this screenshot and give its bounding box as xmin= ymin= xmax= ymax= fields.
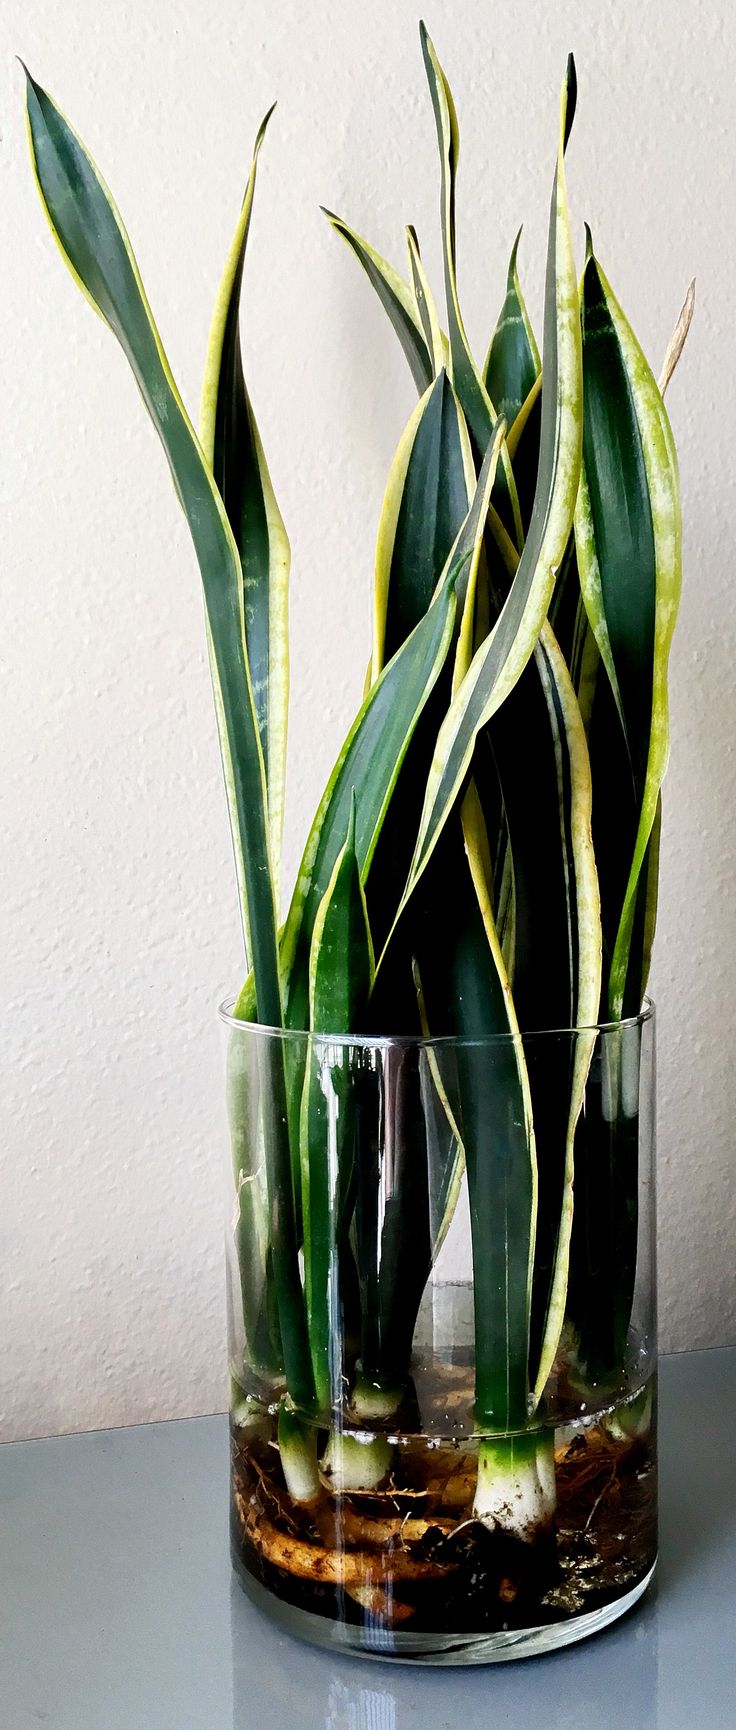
xmin=230 ymin=1399 xmax=656 ymax=1635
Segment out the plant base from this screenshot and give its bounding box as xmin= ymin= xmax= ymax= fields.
xmin=230 ymin=1375 xmax=657 ymax=1662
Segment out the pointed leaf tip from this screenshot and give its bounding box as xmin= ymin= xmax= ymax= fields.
xmin=254 ymin=100 xmax=277 ymax=149
xmin=19 ymin=58 xmax=43 ymax=113
xmin=419 ymin=18 xmax=436 ymax=73
xmin=18 ymin=57 xmax=44 ymax=103
xmin=563 ymin=53 xmax=578 ymax=150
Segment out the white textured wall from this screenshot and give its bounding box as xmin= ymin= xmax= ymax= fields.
xmin=2 ymin=0 xmax=734 ymax=1442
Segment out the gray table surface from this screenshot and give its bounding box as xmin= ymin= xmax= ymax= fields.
xmin=1 ymin=1346 xmax=734 ymax=1729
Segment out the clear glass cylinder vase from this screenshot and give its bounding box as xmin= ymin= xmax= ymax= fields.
xmin=222 ymin=1001 xmax=656 ymax=1664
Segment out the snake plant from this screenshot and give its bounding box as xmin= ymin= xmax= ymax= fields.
xmin=26 ymin=22 xmax=689 ymax=1539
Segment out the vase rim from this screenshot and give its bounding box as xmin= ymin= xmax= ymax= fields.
xmin=218 ymin=994 xmax=654 ymax=1049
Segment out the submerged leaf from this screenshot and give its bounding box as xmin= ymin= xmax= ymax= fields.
xmin=300 ymin=797 xmax=375 ymax=1410
xmin=457 ymin=786 xmax=537 ymax=1429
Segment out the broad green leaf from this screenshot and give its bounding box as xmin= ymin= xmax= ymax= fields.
xmin=574 ymin=244 xmax=681 ymax=1016
xmin=426 ymin=512 xmax=535 ymax=1429
xmin=373 ymin=370 xmax=474 ymax=677
xmin=576 ymin=249 xmax=655 ymax=798
xmin=462 ymin=496 xmax=601 ymax=1401
xmin=307 ymin=797 xmax=375 ymax=1030
xmin=398 ymin=55 xmax=582 ymax=918
xmin=484 ymin=233 xmax=543 ymax=537
xmin=483 ymin=228 xmax=541 ymax=427
xmin=461 ymin=622 xmax=601 ymax=1418
xmin=284 ymin=427 xmax=504 ymax=1032
xmin=570 ymin=259 xmax=683 ymax=1377
xmin=369 ymin=415 xmax=508 ymax=998
xmin=300 ymin=797 xmax=375 ymax=1411
xmin=200 ymin=111 xmax=290 ymax=896
xmin=322 ymin=208 xmax=433 ymax=392
xmin=366 ymin=374 xmax=475 ymax=955
xmin=420 ymin=23 xmax=523 ymax=548
xmin=281 ymin=564 xmax=459 ymax=1032
xmin=356 ymin=424 xmax=507 ymax=1390
xmin=453 ymin=421 xmax=509 ymax=685
xmin=608 ymin=340 xmax=680 ymax=1018
xmin=25 ymin=71 xmax=315 ymax=1410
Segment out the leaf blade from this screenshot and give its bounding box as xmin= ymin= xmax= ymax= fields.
xmin=405 ymin=225 xmax=446 ymax=378
xmin=200 ymin=114 xmax=291 ymax=893
xmin=373 ymin=370 xmax=474 ymax=675
xmin=301 ymin=798 xmax=375 ymax=1410
xmin=281 ymin=565 xmax=460 ymax=1030
xmin=483 ymin=228 xmax=541 ymax=428
xmin=24 ymin=70 xmax=281 ymax=1023
xmin=402 ymin=58 xmax=583 ymax=910
xmin=574 ymin=247 xmax=682 ymax=1016
xmin=419 ymin=24 xmax=523 ymax=548
xmin=25 ymin=72 xmax=316 ymax=1410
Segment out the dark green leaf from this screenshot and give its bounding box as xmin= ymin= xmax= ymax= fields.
xmin=374 ymin=371 xmax=472 ymax=669
xmin=201 ymin=114 xmax=290 ymax=889
xmin=399 ymin=55 xmax=582 ymax=917
xmin=574 ymin=242 xmax=681 ymax=1015
xmin=484 ymin=229 xmax=541 ymax=429
xmin=281 ymin=563 xmax=459 ymax=1031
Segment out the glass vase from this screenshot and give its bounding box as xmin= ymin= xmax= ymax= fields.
xmin=222 ymin=1002 xmax=656 ymax=1663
